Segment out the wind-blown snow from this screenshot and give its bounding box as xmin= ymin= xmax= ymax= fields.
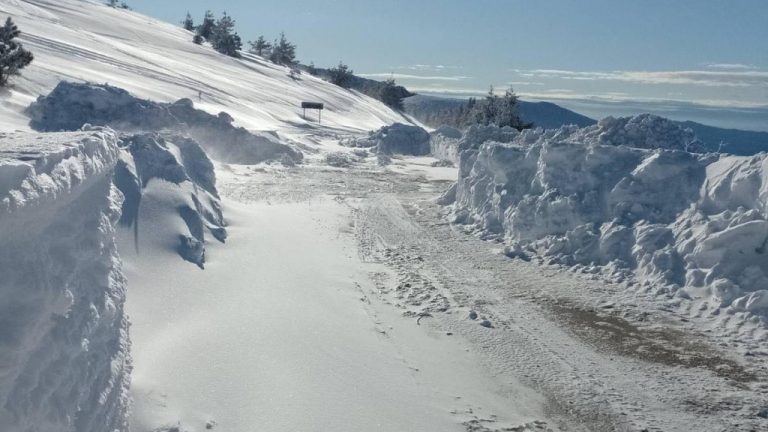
xmin=445 ymin=115 xmax=768 ymax=330
xmin=115 ymin=133 xmax=227 ymax=268
xmin=26 ymin=82 xmax=303 ymax=164
xmin=0 ymin=129 xmax=131 ymax=431
xmin=0 ymin=0 xmax=406 ymax=136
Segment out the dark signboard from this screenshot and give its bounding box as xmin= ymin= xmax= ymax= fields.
xmin=301 ymin=102 xmax=324 ymax=110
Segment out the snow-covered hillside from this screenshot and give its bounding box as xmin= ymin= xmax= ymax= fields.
xmin=0 ymin=129 xmax=130 ymax=431
xmin=1 ymin=1 xmax=766 ymax=432
xmin=0 ymin=0 xmax=405 ymax=135
xmin=443 ymin=115 xmax=768 ymax=336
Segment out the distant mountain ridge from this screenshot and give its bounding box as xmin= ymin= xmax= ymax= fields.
xmin=403 ymin=94 xmax=768 ymax=156
xmin=403 ymin=94 xmax=596 ymax=129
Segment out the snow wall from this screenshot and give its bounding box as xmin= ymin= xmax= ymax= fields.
xmin=0 ymin=129 xmax=131 ymax=431
xmin=444 ymin=114 xmax=768 ymax=322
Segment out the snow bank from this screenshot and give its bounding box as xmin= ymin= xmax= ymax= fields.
xmin=26 ymin=82 xmax=303 ymax=164
xmin=342 ymin=123 xmax=431 ymax=156
xmin=0 ymin=129 xmax=130 ymax=431
xmin=429 ymin=125 xmax=462 ymax=163
xmin=115 ymin=133 xmax=227 ymax=268
xmin=430 ymin=124 xmax=521 ymax=163
xmin=446 ymin=115 xmax=768 ymax=323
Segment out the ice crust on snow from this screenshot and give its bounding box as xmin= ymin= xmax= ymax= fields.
xmin=26 ymin=82 xmax=303 ymax=164
xmin=342 ymin=123 xmax=431 ymax=156
xmin=445 ymin=114 xmax=768 ymax=323
xmin=0 ymin=129 xmax=131 ymax=431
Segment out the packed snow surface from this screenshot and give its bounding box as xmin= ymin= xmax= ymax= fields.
xmin=123 ymin=195 xmax=547 ymax=432
xmin=446 ymin=114 xmax=768 ymax=330
xmin=0 ymin=0 xmax=405 ymax=135
xmin=0 ymin=129 xmax=130 ymax=431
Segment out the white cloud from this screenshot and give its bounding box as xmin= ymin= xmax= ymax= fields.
xmin=507 ymin=81 xmax=545 ymax=86
xmin=518 ymin=68 xmax=768 ymax=88
xmin=516 ymin=90 xmax=768 ymax=109
xmin=396 ymin=64 xmax=459 ymax=71
xmin=358 ymin=73 xmax=470 ymax=81
xmin=705 ymin=63 xmax=756 ymax=70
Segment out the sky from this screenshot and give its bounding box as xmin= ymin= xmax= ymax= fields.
xmin=128 ymin=0 xmax=768 ymax=131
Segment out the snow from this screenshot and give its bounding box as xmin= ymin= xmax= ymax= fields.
xmin=0 ymin=129 xmax=130 ymax=431
xmin=122 ymin=195 xmax=547 ymax=432
xmin=446 ymin=115 xmax=768 ymax=336
xmin=115 ymin=133 xmax=227 ymax=267
xmin=0 ymin=0 xmax=406 ymax=137
xmin=27 ymin=82 xmax=303 ymax=165
xmin=341 ymin=123 xmax=431 ymax=155
xmin=1 ymin=1 xmax=765 ymax=431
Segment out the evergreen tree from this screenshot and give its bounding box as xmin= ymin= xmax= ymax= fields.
xmin=307 ymin=61 xmax=318 ymax=76
xmin=210 ymin=12 xmax=242 ymax=57
xmin=182 ymin=12 xmax=194 ymax=31
xmin=378 ymin=78 xmax=404 ymax=111
xmin=495 ymin=88 xmax=531 ymax=130
xmin=0 ymin=17 xmax=34 ymax=87
xmin=196 ymin=10 xmax=215 ymax=41
xmin=247 ymin=36 xmax=271 ymax=57
xmin=268 ymin=32 xmax=296 ymax=66
xmin=328 ymin=61 xmax=354 ymax=88
xmin=106 ymin=0 xmax=118 ymax=7
xmin=466 ymin=86 xmax=530 ymax=130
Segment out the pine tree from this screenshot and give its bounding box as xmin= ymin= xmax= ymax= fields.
xmin=210 ymin=12 xmax=242 ymax=57
xmin=0 ymin=17 xmax=34 ymax=87
xmin=307 ymin=61 xmax=318 ymax=76
xmin=106 ymin=0 xmax=118 ymax=7
xmin=378 ymin=78 xmax=404 ymax=111
xmin=465 ymin=86 xmax=530 ymax=130
xmin=268 ymin=32 xmax=296 ymax=66
xmin=182 ymin=12 xmax=194 ymax=31
xmin=495 ymin=87 xmax=530 ymax=130
xmin=247 ymin=36 xmax=271 ymax=57
xmin=196 ymin=10 xmax=215 ymax=41
xmin=328 ymin=61 xmax=354 ymax=87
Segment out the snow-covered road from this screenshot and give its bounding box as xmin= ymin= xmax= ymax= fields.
xmin=124 ymin=156 xmax=768 ymax=432
xmin=123 ymin=163 xmax=549 ymax=432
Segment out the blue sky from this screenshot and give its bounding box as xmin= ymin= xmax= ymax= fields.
xmin=128 ymin=0 xmax=768 ymax=130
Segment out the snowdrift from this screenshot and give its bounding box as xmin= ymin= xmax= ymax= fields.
xmin=0 ymin=129 xmax=130 ymax=431
xmin=342 ymin=123 xmax=431 ymax=156
xmin=27 ymin=82 xmax=302 ymax=164
xmin=0 ymin=0 xmax=404 ymax=135
xmin=115 ymin=132 xmax=227 ymax=268
xmin=445 ymin=115 xmax=768 ymax=323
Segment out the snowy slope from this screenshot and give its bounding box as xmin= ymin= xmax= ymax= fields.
xmin=0 ymin=128 xmax=131 ymax=432
xmin=0 ymin=0 xmax=406 ymax=136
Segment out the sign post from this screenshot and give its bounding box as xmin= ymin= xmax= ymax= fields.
xmin=301 ymin=102 xmax=324 ymax=124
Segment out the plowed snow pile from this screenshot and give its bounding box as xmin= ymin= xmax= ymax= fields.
xmin=445 ymin=114 xmax=768 ymax=332
xmin=0 ymin=129 xmax=131 ymax=431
